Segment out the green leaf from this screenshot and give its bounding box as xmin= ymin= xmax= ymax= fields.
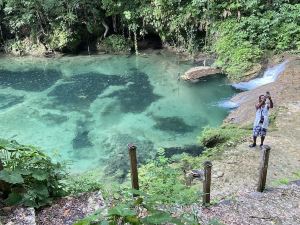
xmin=134 ymin=197 xmax=143 ymax=206
xmin=13 ymin=168 xmax=32 ymax=176
xmin=108 ymin=204 xmax=136 ymax=217
xmin=73 ymin=210 xmax=103 ymax=225
xmin=4 ymin=192 xmax=23 ymax=205
xmin=31 ymin=183 xmax=49 ymax=198
xmin=125 ymin=215 xmax=140 ymax=224
xmin=142 ymin=211 xmax=174 ymax=224
xmin=72 ymin=218 xmax=91 ymax=225
xmin=31 ymin=170 xmax=48 ymax=181
xmin=0 ymin=170 xmax=24 ymax=184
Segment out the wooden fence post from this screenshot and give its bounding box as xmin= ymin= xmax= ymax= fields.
xmin=257 ymin=145 xmax=271 ymax=192
xmin=128 ymin=144 xmax=139 ymax=195
xmin=0 ymin=159 xmax=3 ymax=171
xmin=0 ymin=159 xmax=10 ymax=197
xmin=202 ymin=161 xmax=212 ymax=206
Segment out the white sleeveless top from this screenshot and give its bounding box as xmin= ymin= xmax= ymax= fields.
xmin=253 ymin=104 xmax=269 ymax=129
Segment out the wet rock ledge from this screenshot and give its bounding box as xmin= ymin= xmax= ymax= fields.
xmin=181 ymin=66 xmax=221 ymax=82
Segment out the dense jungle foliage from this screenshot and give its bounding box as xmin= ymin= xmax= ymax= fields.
xmin=0 ymin=0 xmax=299 ymax=78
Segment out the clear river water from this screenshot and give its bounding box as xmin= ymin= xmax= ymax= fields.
xmin=0 ymin=51 xmax=237 ymax=178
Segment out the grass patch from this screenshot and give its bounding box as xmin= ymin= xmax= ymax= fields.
xmin=273 ymin=178 xmax=290 ymax=186
xmin=292 ymin=171 xmax=300 ymax=179
xmin=271 ymin=170 xmax=300 ymax=186
xmin=198 ymin=124 xmax=250 ymax=149
xmin=62 ymin=170 xmax=104 ymax=196
xmin=170 ymin=124 xmax=252 ymax=179
xmin=268 ymin=105 xmax=288 ymax=131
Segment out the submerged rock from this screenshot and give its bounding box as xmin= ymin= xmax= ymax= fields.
xmin=104 ymin=71 xmax=160 ymax=113
xmin=0 ymin=94 xmax=24 ymax=109
xmin=0 ymin=69 xmax=62 ymax=92
xmin=102 ymin=134 xmax=155 ymax=182
xmin=152 ymin=116 xmax=196 ymax=134
xmin=48 ymin=72 xmax=126 ymax=110
xmin=48 ymin=70 xmax=160 ymax=113
xmin=41 ymin=113 xmax=68 ymax=125
xmin=72 ymin=120 xmax=93 ymax=149
xmin=163 ymin=145 xmax=204 ymax=158
xmin=181 ymin=66 xmax=221 ymax=82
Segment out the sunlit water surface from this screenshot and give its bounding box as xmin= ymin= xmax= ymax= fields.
xmin=0 ymin=52 xmax=237 ymax=177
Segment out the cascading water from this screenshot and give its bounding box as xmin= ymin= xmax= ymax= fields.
xmin=218 ymin=60 xmax=288 ymax=109
xmin=232 ymin=60 xmax=288 ymax=91
xmin=218 ymin=100 xmax=239 ymax=109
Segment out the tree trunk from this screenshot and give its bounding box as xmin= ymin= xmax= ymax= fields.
xmin=102 ymin=21 xmax=109 ymax=38
xmin=36 ymin=11 xmax=46 ymax=37
xmin=112 ymin=16 xmax=117 ymax=33
xmin=134 ymin=30 xmax=138 ymax=55
xmin=0 ymin=24 xmax=4 ymax=42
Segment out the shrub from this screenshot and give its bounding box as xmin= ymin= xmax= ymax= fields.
xmin=0 ymin=139 xmax=66 ymax=208
xmin=3 ymin=38 xmax=46 ymax=56
xmin=138 ymin=148 xmax=198 ymax=205
xmin=198 ymin=125 xmax=250 ymax=148
xmin=74 ymin=188 xmax=199 ymax=225
xmin=48 ymin=26 xmax=80 ymax=52
xmin=213 ymin=4 xmax=300 ymax=80
xmin=212 ymin=20 xmax=262 ymax=80
xmin=98 ymin=34 xmax=132 ymax=53
xmin=62 ymin=170 xmax=103 ymax=196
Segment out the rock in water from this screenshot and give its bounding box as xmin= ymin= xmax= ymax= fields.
xmin=181 ymin=66 xmax=221 ymax=82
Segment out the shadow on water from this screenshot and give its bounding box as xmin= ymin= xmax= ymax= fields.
xmin=48 ymin=73 xmax=126 ymax=110
xmin=0 ymin=69 xmax=62 ymax=91
xmin=152 ymin=116 xmax=196 ymax=133
xmin=48 ymin=69 xmax=160 ymax=113
xmin=104 ymin=71 xmax=161 ymax=113
xmin=0 ymin=94 xmax=24 ymax=109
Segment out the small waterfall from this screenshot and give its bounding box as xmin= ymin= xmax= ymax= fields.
xmin=218 ymin=100 xmax=239 ymax=109
xmin=232 ymin=60 xmax=288 ymax=91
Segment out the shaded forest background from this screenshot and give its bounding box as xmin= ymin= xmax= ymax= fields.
xmin=0 ymin=0 xmax=299 ymax=78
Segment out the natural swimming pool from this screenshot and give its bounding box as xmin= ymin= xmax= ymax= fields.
xmin=0 ymin=51 xmax=237 ymax=179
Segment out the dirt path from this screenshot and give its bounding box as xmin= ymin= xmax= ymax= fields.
xmin=210 ymin=101 xmax=300 ymax=200
xmin=196 ymin=181 xmax=300 ymax=225
xmin=209 ymin=55 xmax=300 ymax=200
xmin=193 ymin=55 xmax=300 ymax=225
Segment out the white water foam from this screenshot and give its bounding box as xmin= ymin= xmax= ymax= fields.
xmin=218 ymin=100 xmax=239 ymax=109
xmin=232 ymin=61 xmax=288 ymax=91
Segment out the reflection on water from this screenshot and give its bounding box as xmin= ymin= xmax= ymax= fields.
xmin=0 ymin=52 xmax=237 ymax=178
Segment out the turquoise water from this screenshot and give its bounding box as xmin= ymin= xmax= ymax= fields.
xmin=0 ymin=51 xmax=236 ymax=178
